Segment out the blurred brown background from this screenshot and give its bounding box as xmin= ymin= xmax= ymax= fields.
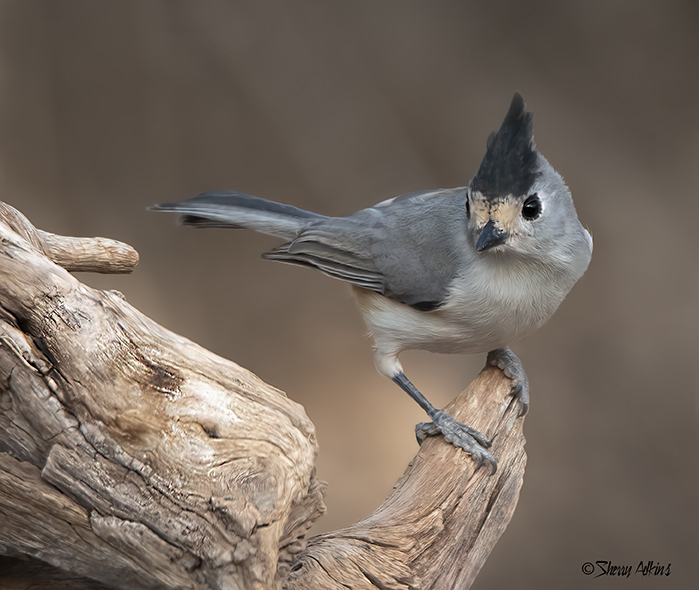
xmin=0 ymin=1 xmax=697 ymax=588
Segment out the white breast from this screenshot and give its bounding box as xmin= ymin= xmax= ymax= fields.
xmin=352 ymin=255 xmax=566 ymax=359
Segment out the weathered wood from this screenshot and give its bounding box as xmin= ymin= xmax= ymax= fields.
xmin=0 ymin=202 xmax=526 ymax=590
xmin=0 ymin=202 xmax=139 ymax=273
xmin=284 ymin=364 xmax=525 ymax=589
xmin=0 ymin=205 xmax=323 ymax=589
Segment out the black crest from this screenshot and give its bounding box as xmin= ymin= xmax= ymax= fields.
xmin=470 ymin=93 xmax=538 ymax=198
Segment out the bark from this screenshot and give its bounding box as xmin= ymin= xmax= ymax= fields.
xmin=0 ymin=202 xmax=525 ymax=590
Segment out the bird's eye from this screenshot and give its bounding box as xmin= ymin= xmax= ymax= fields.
xmin=465 ymin=195 xmax=471 ymax=219
xmin=522 ymin=194 xmax=541 ymax=220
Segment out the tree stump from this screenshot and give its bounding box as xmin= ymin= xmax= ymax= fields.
xmin=0 ymin=202 xmax=526 ymax=589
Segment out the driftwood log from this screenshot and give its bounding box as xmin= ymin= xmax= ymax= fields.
xmin=0 ymin=202 xmax=526 ymax=590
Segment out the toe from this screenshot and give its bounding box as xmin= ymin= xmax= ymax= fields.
xmin=415 ymin=421 xmax=440 ymax=445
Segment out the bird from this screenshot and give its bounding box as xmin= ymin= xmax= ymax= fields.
xmin=150 ymin=93 xmax=592 ymax=473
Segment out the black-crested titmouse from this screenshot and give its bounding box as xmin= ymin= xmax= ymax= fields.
xmin=151 ymin=94 xmax=592 ymax=472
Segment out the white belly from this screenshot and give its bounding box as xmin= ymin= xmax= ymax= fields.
xmin=351 ymin=264 xmax=565 ymax=357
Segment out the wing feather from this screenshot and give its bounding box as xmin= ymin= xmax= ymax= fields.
xmin=262 ymin=187 xmax=469 ymax=308
xmin=263 ymin=242 xmax=385 ymax=293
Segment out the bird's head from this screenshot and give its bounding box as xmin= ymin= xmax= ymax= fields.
xmin=467 ymin=93 xmax=580 ymax=260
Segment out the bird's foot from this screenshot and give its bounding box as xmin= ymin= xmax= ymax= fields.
xmin=487 ymin=347 xmax=529 ymax=416
xmin=416 ymin=410 xmax=496 ymax=473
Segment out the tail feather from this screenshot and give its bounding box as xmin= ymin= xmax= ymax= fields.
xmin=150 ymin=191 xmax=326 ymax=240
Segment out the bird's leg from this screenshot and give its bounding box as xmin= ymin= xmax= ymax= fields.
xmin=392 ymin=372 xmax=496 ymax=473
xmin=487 ymin=346 xmax=529 ymax=416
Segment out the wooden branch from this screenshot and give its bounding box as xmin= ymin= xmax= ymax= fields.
xmin=0 ymin=203 xmax=323 ymax=590
xmin=0 ymin=202 xmax=139 ymax=273
xmin=0 ymin=202 xmax=526 ymax=590
xmin=284 ymin=365 xmax=525 ymax=590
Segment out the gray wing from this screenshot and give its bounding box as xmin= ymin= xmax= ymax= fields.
xmin=263 ymin=187 xmax=470 ymax=309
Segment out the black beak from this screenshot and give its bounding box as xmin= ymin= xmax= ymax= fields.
xmin=476 ymin=219 xmax=508 ymax=252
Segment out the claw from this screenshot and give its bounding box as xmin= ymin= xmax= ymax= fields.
xmin=416 ymin=410 xmax=496 ymax=473
xmin=392 ymin=371 xmax=497 ymax=473
xmin=415 ymin=420 xmax=439 ymax=445
xmin=487 ymin=347 xmax=530 ymax=416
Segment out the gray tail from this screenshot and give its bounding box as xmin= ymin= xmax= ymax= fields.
xmin=149 ymin=191 xmax=326 ymax=240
